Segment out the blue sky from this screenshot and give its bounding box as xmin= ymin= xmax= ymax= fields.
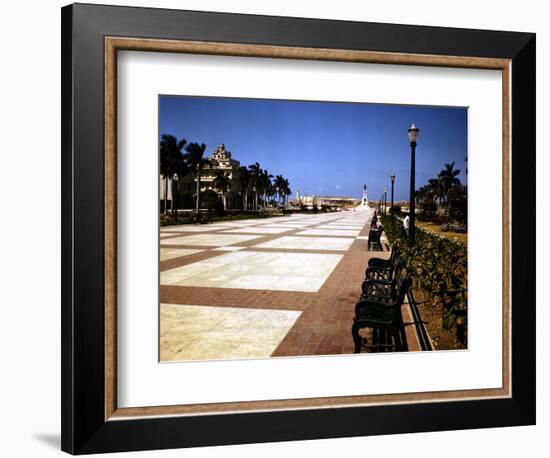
xmin=159 ymin=95 xmax=467 ymax=201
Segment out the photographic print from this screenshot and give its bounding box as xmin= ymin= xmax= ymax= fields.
xmin=159 ymin=95 xmax=468 ymax=362
xmin=62 ymin=7 xmax=535 ymax=451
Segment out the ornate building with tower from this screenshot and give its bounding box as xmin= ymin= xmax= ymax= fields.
xmin=160 ymin=144 xmax=240 ymax=210
xmin=199 ymin=144 xmax=240 ymax=191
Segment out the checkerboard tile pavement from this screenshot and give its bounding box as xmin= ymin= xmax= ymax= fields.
xmin=160 ymin=209 xmax=418 ymax=360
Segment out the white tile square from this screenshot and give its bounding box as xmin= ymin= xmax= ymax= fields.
xmin=161 ymin=251 xmax=343 ymax=292
xmin=160 ymin=248 xmax=204 ymax=261
xmin=254 ymin=236 xmax=354 ymax=251
xmin=160 ymin=304 xmax=301 ymax=361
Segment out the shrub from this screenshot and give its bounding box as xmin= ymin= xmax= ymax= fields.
xmin=382 ymin=215 xmax=468 ymax=345
xmin=194 ymin=212 xmax=213 ymax=224
xmin=441 ymin=223 xmax=467 ymax=233
xmin=160 ymin=214 xmax=174 ymax=226
xmin=160 ymin=213 xmax=197 ymax=226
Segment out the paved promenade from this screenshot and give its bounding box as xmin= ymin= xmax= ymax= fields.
xmin=160 ymin=208 xmax=420 ymax=361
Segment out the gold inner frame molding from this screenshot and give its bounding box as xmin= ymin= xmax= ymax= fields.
xmin=104 ymin=36 xmax=512 ymax=421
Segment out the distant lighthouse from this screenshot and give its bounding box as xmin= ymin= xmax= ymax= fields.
xmin=361 ymin=184 xmax=369 ymax=207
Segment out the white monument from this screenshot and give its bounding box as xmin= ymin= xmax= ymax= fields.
xmin=361 ymin=184 xmax=369 ymax=207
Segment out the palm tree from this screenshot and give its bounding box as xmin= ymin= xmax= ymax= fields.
xmin=416 ymin=184 xmax=437 ymax=217
xmin=428 ymin=177 xmax=444 ymax=215
xmin=273 ymin=175 xmax=285 ymax=205
xmin=265 ymin=179 xmax=275 ymax=207
xmin=258 ymin=169 xmax=273 ymax=209
xmin=415 ymin=185 xmax=432 ymax=206
xmin=248 ymin=162 xmax=261 ymax=212
xmin=276 ymin=176 xmax=291 ymax=209
xmin=159 ymin=134 xmax=187 ymax=214
xmin=235 ymin=166 xmax=250 ymax=211
xmin=212 ymin=170 xmax=231 ymax=210
xmin=438 ymin=162 xmax=462 ymax=213
xmin=185 ymin=142 xmax=208 ymax=214
xmin=439 ymin=162 xmax=461 ymax=189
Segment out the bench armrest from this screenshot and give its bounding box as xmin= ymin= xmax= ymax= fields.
xmin=354 ymin=301 xmax=402 ymax=324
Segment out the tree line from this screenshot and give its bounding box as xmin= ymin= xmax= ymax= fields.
xmin=160 ymin=134 xmax=291 ymax=214
xmin=415 ymin=161 xmax=467 ymax=223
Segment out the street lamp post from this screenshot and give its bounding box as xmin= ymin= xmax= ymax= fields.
xmin=408 ymin=123 xmax=420 ymax=245
xmin=384 ymin=187 xmax=387 ymax=215
xmin=171 ymin=173 xmax=179 ymax=217
xmin=390 ymin=174 xmax=395 ymax=215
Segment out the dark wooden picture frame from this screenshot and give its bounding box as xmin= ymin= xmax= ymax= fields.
xmin=61 ymin=3 xmax=536 ymax=454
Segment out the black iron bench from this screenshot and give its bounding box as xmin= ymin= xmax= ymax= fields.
xmin=367 ymin=226 xmax=384 ymax=251
xmin=352 ymin=274 xmax=412 ymax=352
xmin=352 ymin=248 xmax=433 ymax=352
xmin=364 ymin=247 xmax=400 ymax=281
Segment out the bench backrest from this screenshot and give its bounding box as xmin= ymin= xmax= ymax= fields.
xmin=390 ymin=247 xmax=400 ymax=272
xmin=368 ymin=229 xmax=380 ymax=242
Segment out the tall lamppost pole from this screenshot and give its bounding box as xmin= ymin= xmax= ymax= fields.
xmin=384 ymin=187 xmax=387 ymax=215
xmin=389 ymin=174 xmax=395 ymax=216
xmin=171 ymin=173 xmax=179 ymax=216
xmin=408 ymin=123 xmax=420 ymax=245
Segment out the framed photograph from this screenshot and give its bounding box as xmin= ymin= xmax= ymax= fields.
xmin=61 ymin=3 xmax=536 ymax=454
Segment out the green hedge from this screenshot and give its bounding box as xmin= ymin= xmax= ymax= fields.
xmin=382 ymin=215 xmax=468 ymax=341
